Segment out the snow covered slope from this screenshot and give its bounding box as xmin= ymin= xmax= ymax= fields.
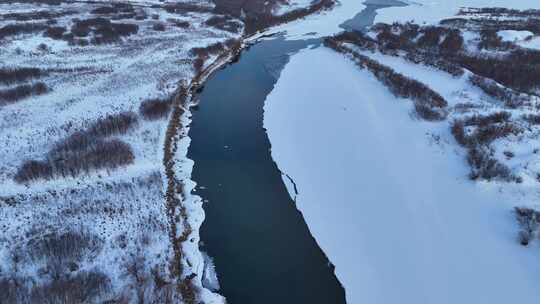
xmin=263 ymin=46 xmax=540 ymax=303
xmin=0 ymin=1 xmax=240 ymax=302
xmin=376 ymin=0 xmax=540 ymax=24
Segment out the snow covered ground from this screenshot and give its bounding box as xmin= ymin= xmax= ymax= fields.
xmin=267 ymin=0 xmax=366 ymax=39
xmin=0 ymin=1 xmax=240 ymax=302
xmin=274 ymin=0 xmax=315 ymax=16
xmin=376 ymin=0 xmax=540 ymax=24
xmin=498 ymin=30 xmax=540 ymax=50
xmin=264 ymin=46 xmax=540 ymax=304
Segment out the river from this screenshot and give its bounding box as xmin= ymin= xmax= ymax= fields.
xmin=186 ymin=1 xmax=402 ymax=303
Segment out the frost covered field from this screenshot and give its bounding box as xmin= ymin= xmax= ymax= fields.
xmin=264 ymin=1 xmax=540 ymax=303
xmin=0 ymin=0 xmax=242 ymax=302
xmin=376 ymin=0 xmax=540 ymax=24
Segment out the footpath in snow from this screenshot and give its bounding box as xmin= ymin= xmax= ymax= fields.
xmin=263 ymin=47 xmax=540 ymax=304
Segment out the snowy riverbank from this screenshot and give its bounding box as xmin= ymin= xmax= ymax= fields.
xmin=375 ymin=0 xmax=540 ymax=24
xmin=263 ymin=46 xmax=540 ymax=303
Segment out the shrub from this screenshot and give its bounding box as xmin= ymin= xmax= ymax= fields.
xmin=91 ymin=22 xmax=138 ymax=44
xmin=367 ymin=21 xmax=539 ymax=93
xmin=0 ymin=22 xmax=47 ymax=39
xmin=1 ymin=229 xmax=112 ymax=301
xmin=14 ymin=160 xmax=53 ymax=182
xmin=26 ymin=231 xmax=103 ymax=277
xmin=139 ymin=97 xmax=172 ymax=120
xmin=71 ymin=38 xmax=89 ymax=46
xmin=30 ymin=271 xmax=111 ymax=303
xmin=16 ymin=112 xmax=138 ymax=183
xmin=0 ymin=67 xmax=44 ymax=85
xmin=49 ymin=139 xmax=135 ymax=181
xmin=332 ymin=31 xmax=377 ymax=50
xmin=478 ymin=29 xmax=512 ymax=50
xmin=466 ymin=123 xmax=520 ymax=145
xmin=91 ymin=6 xmax=117 ymax=14
xmin=242 ymin=0 xmax=334 ymax=34
xmin=3 ymin=10 xmax=52 ymax=21
xmin=163 ymin=3 xmax=212 ymax=14
xmin=324 ymin=37 xmax=448 ymax=120
xmin=462 ymin=111 xmax=511 ymax=127
xmin=44 ymin=25 xmax=66 ymax=39
xmin=404 ymin=52 xmax=464 ymax=76
xmin=0 ymin=82 xmax=49 ymax=105
xmin=152 ymin=22 xmax=166 ymax=31
xmin=71 ymin=18 xmax=138 ymax=44
xmin=451 ymin=115 xmax=520 ymax=182
xmin=467 ymin=146 xmax=512 ymax=180
xmin=376 ymin=29 xmax=407 ymax=50
xmin=135 ymin=12 xmax=148 ymax=20
xmin=0 ymin=277 xmax=25 ymax=303
xmin=451 ymin=120 xmax=467 ymax=146
xmin=414 ymin=102 xmax=447 ymax=121
xmin=515 ymin=207 xmax=540 ymax=246
xmin=455 ymin=53 xmax=540 ymax=94
xmin=190 ymin=42 xmax=228 ymax=72
xmin=440 ymin=29 xmax=463 ymax=53
xmin=205 ymin=16 xmax=242 ymax=33
xmin=88 ymin=111 xmax=138 ymax=138
xmin=50 ymin=111 xmax=138 ymax=157
xmin=167 ymin=19 xmax=190 ymax=28
xmin=523 ymin=114 xmax=540 ymax=125
xmin=417 ymin=26 xmax=447 ymax=48
xmin=468 ymin=74 xmax=527 ymax=108
xmin=91 ymin=3 xmax=134 ymax=15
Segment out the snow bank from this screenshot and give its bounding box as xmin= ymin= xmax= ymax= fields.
xmin=498 ymin=30 xmax=540 ymax=50
xmin=268 ymin=0 xmax=366 ymax=39
xmin=520 ymin=37 xmax=540 ymax=50
xmin=263 ymin=47 xmax=540 ymax=304
xmin=499 ymin=30 xmax=534 ymax=42
xmin=274 ymin=0 xmax=316 ymax=16
xmin=375 ymin=0 xmax=540 ymax=24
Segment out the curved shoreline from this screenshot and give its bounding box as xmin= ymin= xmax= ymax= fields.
xmin=161 ymin=1 xmax=339 ymax=302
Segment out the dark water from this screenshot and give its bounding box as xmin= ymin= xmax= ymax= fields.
xmin=187 ymin=37 xmax=347 ymax=304
xmin=188 ymin=1 xmax=409 ymax=302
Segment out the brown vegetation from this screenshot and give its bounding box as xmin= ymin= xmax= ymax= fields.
xmin=325 ymin=36 xmax=448 ymax=120
xmin=0 ymin=82 xmax=48 ymax=105
xmin=1 ymin=10 xmax=76 ymax=21
xmin=140 ymin=97 xmax=172 ymax=120
xmin=468 ymin=75 xmax=528 ymax=108
xmin=450 ymin=113 xmax=521 ymax=182
xmin=15 ymin=112 xmax=138 ymax=183
xmin=43 ymin=25 xmax=66 ymax=39
xmin=205 ymin=15 xmax=242 ymax=33
xmin=0 ymin=22 xmax=48 ymax=40
xmin=515 ymin=207 xmax=540 ymax=246
xmin=190 ymin=39 xmax=241 ymax=73
xmin=163 ymin=2 xmax=213 ymax=14
xmin=243 ymin=0 xmax=334 ymax=34
xmin=152 ymin=22 xmax=166 ymax=31
xmin=16 ymin=139 xmax=135 ymax=182
xmin=453 ymin=50 xmax=540 ymax=94
xmin=0 ymin=67 xmax=45 ymax=85
xmin=69 ymin=17 xmax=139 ymax=45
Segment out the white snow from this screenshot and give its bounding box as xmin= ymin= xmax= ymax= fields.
xmin=520 ymin=36 xmax=540 ymax=50
xmin=267 ymin=0 xmax=366 ymax=39
xmin=263 ymin=46 xmax=540 ymax=304
xmin=498 ymin=30 xmax=540 ymax=50
xmin=0 ymin=2 xmax=238 ymax=302
xmin=274 ymin=0 xmax=315 ymax=16
xmin=498 ymin=30 xmax=534 ymax=42
xmin=375 ymin=0 xmax=540 ymax=24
